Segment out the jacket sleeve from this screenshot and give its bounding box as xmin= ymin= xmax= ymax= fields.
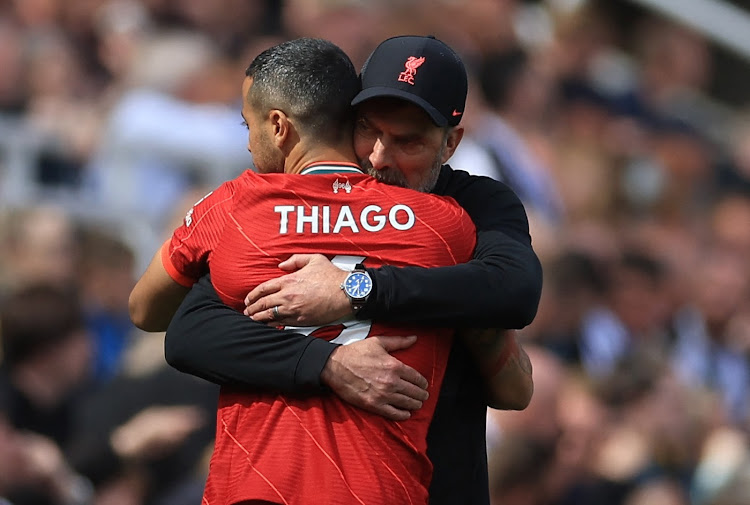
xmin=357 ymin=168 xmax=543 ymax=329
xmin=164 ymin=275 xmax=337 ymax=390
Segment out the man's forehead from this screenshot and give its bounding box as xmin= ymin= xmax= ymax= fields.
xmin=357 ymin=98 xmax=436 ymax=129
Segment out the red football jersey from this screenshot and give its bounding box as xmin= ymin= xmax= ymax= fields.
xmin=164 ymin=163 xmax=476 ymax=505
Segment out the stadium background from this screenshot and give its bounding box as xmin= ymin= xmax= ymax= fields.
xmin=1 ymin=0 xmax=750 ymax=504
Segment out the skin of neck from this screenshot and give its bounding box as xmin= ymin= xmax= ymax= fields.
xmin=282 ymin=136 xmax=360 ymax=175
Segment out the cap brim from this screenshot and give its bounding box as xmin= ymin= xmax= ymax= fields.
xmin=352 ymin=87 xmax=448 ymax=127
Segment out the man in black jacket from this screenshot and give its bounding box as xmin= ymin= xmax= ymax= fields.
xmin=154 ymin=36 xmax=541 ymax=505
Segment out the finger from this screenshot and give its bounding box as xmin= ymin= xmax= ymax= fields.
xmin=384 ymin=391 xmax=425 ymax=411
xmin=247 ymin=306 xmax=277 ymax=323
xmin=395 ymin=363 xmax=429 ymax=391
xmin=244 ymin=296 xmax=280 ymax=321
xmin=395 ymin=379 xmax=429 ymax=403
xmin=374 ymin=335 xmax=418 ymax=352
xmin=368 ymin=404 xmax=411 ymax=422
xmin=245 ymin=278 xmax=282 ymax=306
xmin=245 ymin=295 xmax=281 ymax=319
xmin=278 ymin=253 xmax=318 ymax=271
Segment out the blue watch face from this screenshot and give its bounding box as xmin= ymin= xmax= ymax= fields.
xmin=344 ymin=271 xmax=372 ymax=299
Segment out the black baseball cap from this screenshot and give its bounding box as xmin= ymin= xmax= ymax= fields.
xmin=352 ymin=35 xmax=467 ymax=127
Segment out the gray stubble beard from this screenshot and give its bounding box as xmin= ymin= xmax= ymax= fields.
xmin=360 ymin=143 xmax=445 ymax=193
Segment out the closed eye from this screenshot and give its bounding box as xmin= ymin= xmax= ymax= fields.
xmin=395 ymin=135 xmax=425 ymax=153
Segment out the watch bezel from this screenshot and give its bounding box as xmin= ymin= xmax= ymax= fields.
xmin=343 ymin=271 xmax=372 ymax=300
xmin=341 ymin=266 xmax=372 ymax=312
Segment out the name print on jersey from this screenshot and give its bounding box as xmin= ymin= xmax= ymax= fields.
xmin=274 ymin=204 xmax=416 ymax=234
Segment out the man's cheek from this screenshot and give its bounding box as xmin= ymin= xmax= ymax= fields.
xmin=353 ymin=136 xmax=375 ymax=161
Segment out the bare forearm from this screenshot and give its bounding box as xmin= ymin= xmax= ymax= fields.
xmin=460 ymin=328 xmax=533 ymax=410
xmin=129 ymin=247 xmax=191 ymax=332
xmin=129 ymin=287 xmax=187 ymax=332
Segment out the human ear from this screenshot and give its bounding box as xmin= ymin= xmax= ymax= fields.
xmin=442 ymin=126 xmax=465 ymax=163
xmin=268 ymin=109 xmax=291 ymax=148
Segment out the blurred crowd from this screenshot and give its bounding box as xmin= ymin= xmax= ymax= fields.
xmin=1 ymin=0 xmax=750 ymax=504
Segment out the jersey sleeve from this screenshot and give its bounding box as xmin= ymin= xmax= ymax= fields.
xmin=162 ymin=180 xmax=238 ymax=287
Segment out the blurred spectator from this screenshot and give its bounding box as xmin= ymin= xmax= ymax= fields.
xmin=24 ymin=29 xmax=102 ymax=192
xmin=0 ymin=205 xmax=79 ymax=295
xmin=77 ymin=227 xmax=138 ymax=382
xmin=0 ymin=409 xmax=95 ymax=505
xmin=0 ymin=283 xmax=95 ymax=505
xmin=719 ymin=108 xmax=750 ymax=193
xmin=81 ymin=29 xmax=250 ymax=266
xmin=488 ymin=434 xmax=556 ymax=505
xmin=630 ymin=17 xmax=728 ymax=146
xmin=671 ymin=245 xmax=750 ymax=426
xmin=488 ymin=345 xmax=566 ymax=454
xmin=469 ymin=45 xmax=565 ymax=224
xmin=282 ymin=0 xmax=381 ymax=69
xmin=67 ymin=332 xmax=218 ymax=505
xmin=639 ymin=120 xmax=715 ymax=222
xmin=692 ymin=427 xmax=750 ymax=505
xmin=551 ymin=78 xmax=620 ymax=224
xmin=0 ymin=20 xmax=26 ymax=115
xmin=2 ymin=0 xmax=750 ymax=503
xmin=487 ymin=345 xmax=566 ymax=504
xmin=705 ymin=464 xmax=750 ymax=505
xmin=708 ymin=191 xmax=750 ymax=257
xmin=623 ymin=477 xmax=689 ymax=505
xmin=527 ymin=249 xmax=607 ymax=367
xmin=0 ymin=399 xmax=22 ymax=502
xmin=580 ymin=249 xmax=672 ymax=379
xmin=0 ymin=283 xmax=93 ymax=447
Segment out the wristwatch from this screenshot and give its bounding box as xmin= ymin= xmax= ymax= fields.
xmin=341 ymin=264 xmax=373 ymax=313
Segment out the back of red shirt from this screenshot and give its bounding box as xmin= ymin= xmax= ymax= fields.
xmin=165 ymin=166 xmax=476 ymax=505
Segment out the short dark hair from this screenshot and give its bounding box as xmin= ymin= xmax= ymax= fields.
xmin=478 ymin=46 xmax=528 ymax=109
xmin=0 ymin=284 xmax=84 ymax=366
xmin=245 ymin=38 xmax=359 ymax=143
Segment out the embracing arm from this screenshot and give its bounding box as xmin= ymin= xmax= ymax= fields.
xmin=460 ymin=328 xmax=533 ymax=409
xmin=165 ymin=276 xmax=335 ymax=391
xmin=245 ymin=168 xmax=542 ymax=329
xmin=165 ymin=275 xmax=428 ymax=420
xmin=167 ymin=169 xmax=540 ymax=416
xmin=129 ymin=245 xmax=191 ymax=332
xmin=360 ymin=169 xmax=542 ymax=328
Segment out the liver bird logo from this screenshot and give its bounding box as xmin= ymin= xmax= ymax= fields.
xmin=398 ymin=56 xmax=425 ymax=85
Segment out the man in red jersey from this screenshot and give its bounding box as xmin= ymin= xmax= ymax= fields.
xmin=133 ymin=38 xmax=475 ymax=504
xmin=133 ymin=35 xmax=538 ymax=505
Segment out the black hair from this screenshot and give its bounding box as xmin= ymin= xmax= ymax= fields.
xmin=478 ymin=46 xmax=528 ymax=109
xmin=619 ymin=249 xmax=666 ymax=285
xmin=245 ymin=38 xmax=359 ymax=143
xmin=0 ymin=284 xmax=84 ymax=366
xmin=547 ymin=250 xmax=608 ymax=296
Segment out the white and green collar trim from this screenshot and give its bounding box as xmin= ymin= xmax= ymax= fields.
xmin=300 ymin=162 xmax=362 ymax=175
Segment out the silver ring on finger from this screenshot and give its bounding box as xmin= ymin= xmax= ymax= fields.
xmin=272 ymin=305 xmax=281 ymax=320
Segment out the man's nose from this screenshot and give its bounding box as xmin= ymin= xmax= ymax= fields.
xmin=368 ymin=138 xmax=391 ymax=170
